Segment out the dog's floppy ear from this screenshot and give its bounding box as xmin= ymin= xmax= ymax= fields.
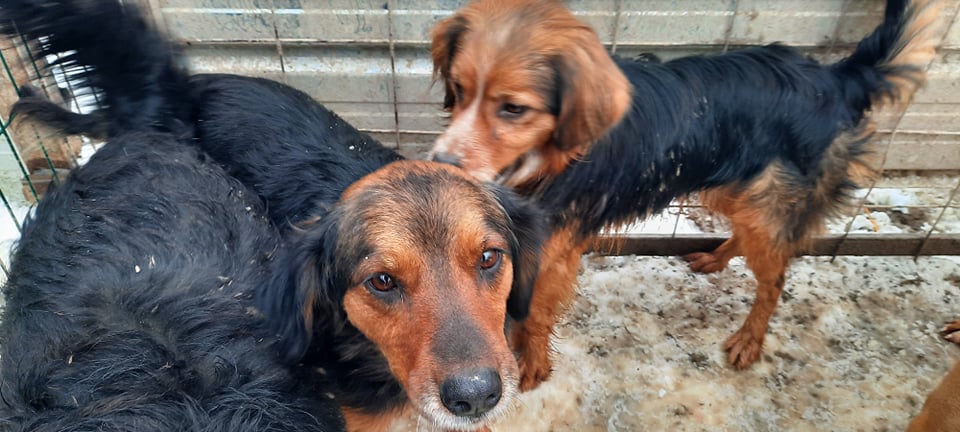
xmin=431 ymin=14 xmax=469 ymax=110
xmin=549 ymin=31 xmax=632 ymax=150
xmin=257 ymin=213 xmax=342 ymax=364
xmin=487 ymin=184 xmax=547 ymax=321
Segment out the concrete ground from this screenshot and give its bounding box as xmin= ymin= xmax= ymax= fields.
xmin=395 ymin=254 xmax=960 ymax=431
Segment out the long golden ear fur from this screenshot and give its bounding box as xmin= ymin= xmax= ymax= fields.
xmin=550 ymin=27 xmax=632 ymax=150
xmin=431 ymin=14 xmax=468 ymax=110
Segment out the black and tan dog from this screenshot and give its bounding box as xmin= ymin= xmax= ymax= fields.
xmin=429 ymin=0 xmax=942 ymax=390
xmin=0 ymin=130 xmax=345 ymax=431
xmin=0 ymin=0 xmax=545 ymax=430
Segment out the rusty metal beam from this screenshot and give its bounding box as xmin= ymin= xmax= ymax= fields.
xmin=589 ymin=233 xmax=960 ymax=257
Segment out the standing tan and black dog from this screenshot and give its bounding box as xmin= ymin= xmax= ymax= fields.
xmin=429 ymin=0 xmax=943 ymax=390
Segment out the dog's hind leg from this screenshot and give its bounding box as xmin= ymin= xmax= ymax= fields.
xmin=683 ymin=230 xmax=740 ymax=274
xmin=510 ymin=226 xmax=587 ymax=391
xmin=723 ymin=224 xmax=792 ymax=369
xmin=698 ymin=174 xmax=797 ymax=369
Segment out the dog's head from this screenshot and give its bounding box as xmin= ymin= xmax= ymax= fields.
xmin=259 ymin=160 xmax=545 ymax=430
xmin=428 ymin=0 xmax=632 ymax=188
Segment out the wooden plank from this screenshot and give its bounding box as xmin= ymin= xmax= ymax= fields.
xmin=589 ymin=233 xmax=960 ymax=257
xmin=883 ymin=138 xmax=960 ymax=171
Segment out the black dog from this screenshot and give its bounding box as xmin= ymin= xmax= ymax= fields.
xmin=0 ymin=131 xmax=345 ymax=431
xmin=1 ymin=0 xmax=546 ymax=429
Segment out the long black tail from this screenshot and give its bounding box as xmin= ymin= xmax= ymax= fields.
xmin=833 ymin=0 xmax=943 ymax=113
xmin=795 ymin=0 xmax=943 ymax=247
xmin=0 ymin=0 xmax=192 ymax=136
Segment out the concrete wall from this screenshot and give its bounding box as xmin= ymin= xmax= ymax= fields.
xmin=137 ymin=0 xmax=960 ymax=169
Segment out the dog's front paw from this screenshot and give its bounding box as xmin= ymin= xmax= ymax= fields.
xmin=724 ymin=328 xmax=763 ymax=369
xmin=518 ymin=351 xmax=553 ymax=392
xmin=510 ymin=323 xmax=555 ymax=391
xmin=683 ymin=252 xmax=727 ymax=273
xmin=942 ymin=320 xmax=960 ymax=345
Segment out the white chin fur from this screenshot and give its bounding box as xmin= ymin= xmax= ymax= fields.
xmin=499 ymin=151 xmax=544 ymax=187
xmin=474 ymin=167 xmax=498 ymax=182
xmin=414 ymin=376 xmax=519 ymax=431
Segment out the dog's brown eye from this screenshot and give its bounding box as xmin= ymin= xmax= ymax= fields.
xmin=479 ymin=249 xmax=502 ymax=270
xmin=365 ymin=273 xmax=397 ymax=292
xmin=499 ymin=103 xmax=528 ymax=119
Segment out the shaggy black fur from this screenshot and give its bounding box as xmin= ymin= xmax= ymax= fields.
xmin=537 ymin=0 xmax=925 ymax=243
xmin=0 ymin=132 xmax=344 ymax=431
xmin=1 ymin=0 xmax=546 ymax=418
xmin=186 ymin=74 xmax=402 ymax=231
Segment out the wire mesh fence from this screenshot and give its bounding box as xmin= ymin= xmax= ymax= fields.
xmin=0 ymin=0 xmax=956 ymax=282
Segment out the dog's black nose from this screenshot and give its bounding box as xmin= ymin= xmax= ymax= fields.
xmin=439 ymin=367 xmax=502 ymax=417
xmin=430 ymin=152 xmax=462 ymax=168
